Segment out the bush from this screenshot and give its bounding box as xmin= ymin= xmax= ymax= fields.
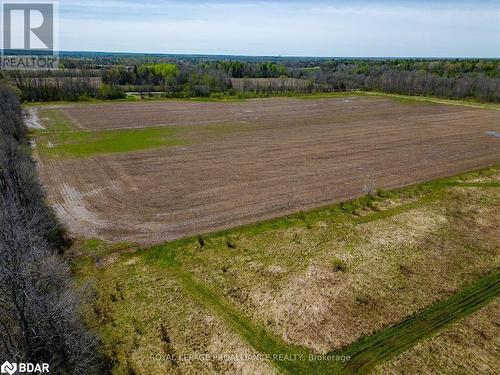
xmin=332 ymin=258 xmax=347 ymax=272
xmin=97 ymin=84 xmax=125 ymax=100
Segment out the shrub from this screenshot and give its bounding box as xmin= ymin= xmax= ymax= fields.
xmin=97 ymin=84 xmax=125 ymax=100
xmin=197 ymin=236 xmax=205 ymax=248
xmin=331 ymin=258 xmax=347 ymax=272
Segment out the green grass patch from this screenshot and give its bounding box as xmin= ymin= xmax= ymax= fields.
xmin=36 ymin=126 xmax=186 ymax=158
xmin=364 ymin=91 xmax=500 ymax=110
xmin=33 ymin=109 xmax=252 ymax=158
xmin=70 ymin=238 xmax=135 ymax=271
xmin=302 ymin=66 xmax=321 ymax=72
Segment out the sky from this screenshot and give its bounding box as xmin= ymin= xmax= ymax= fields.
xmin=57 ymin=0 xmax=500 ymax=57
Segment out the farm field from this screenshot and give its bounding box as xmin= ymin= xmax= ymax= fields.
xmin=73 ymin=167 xmax=500 ymax=374
xmin=31 ymin=95 xmax=500 ymax=374
xmin=33 ymin=96 xmax=500 ymax=244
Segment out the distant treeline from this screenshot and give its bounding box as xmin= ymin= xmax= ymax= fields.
xmin=0 ymin=84 xmax=104 ymax=373
xmin=314 ymin=60 xmax=500 ymax=102
xmin=11 ymin=74 xmax=124 ymax=102
xmin=101 ymin=61 xmax=290 ymax=97
xmin=5 ymin=58 xmax=500 ymax=102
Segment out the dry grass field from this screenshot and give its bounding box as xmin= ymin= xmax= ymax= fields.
xmin=33 ymin=96 xmax=500 ymax=244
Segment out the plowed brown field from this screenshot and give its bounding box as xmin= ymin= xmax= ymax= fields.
xmin=36 ymin=96 xmax=500 ymax=244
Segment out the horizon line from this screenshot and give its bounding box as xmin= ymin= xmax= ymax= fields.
xmin=56 ymin=49 xmax=500 ymax=60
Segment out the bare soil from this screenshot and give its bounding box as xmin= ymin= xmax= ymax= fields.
xmin=36 ymin=96 xmax=500 ymax=243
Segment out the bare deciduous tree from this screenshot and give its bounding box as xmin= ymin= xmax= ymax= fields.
xmin=0 ymin=84 xmax=104 ymax=374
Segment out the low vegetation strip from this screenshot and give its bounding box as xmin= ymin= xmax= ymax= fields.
xmin=340 ymin=269 xmax=500 ymax=374
xmin=363 ymin=91 xmax=500 ymax=110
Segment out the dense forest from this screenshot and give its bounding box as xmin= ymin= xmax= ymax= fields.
xmin=5 ymin=57 xmax=500 ymax=102
xmin=0 ymin=84 xmax=104 ymax=374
